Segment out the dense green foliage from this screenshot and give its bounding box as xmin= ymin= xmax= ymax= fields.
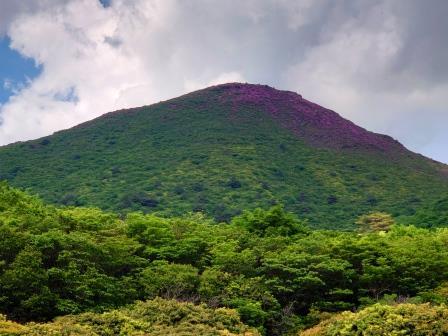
xmin=406 ymin=195 xmax=448 ymax=228
xmin=300 ymin=303 xmax=448 ymax=335
xmin=1 ymin=182 xmax=448 ymax=335
xmin=0 ymin=85 xmax=447 ymax=229
xmin=0 ymin=298 xmax=258 ymax=335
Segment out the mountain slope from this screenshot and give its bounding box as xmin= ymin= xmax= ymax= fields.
xmin=0 ymin=83 xmax=447 ymax=229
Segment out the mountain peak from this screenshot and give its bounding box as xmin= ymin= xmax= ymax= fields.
xmin=206 ymin=82 xmax=302 ymax=98
xmin=188 ymin=82 xmax=404 ymax=153
xmin=74 ymin=82 xmax=405 ymax=154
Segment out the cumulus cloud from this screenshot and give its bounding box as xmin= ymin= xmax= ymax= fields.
xmin=0 ymin=1 xmax=69 ymax=36
xmin=0 ymin=0 xmax=447 ymax=163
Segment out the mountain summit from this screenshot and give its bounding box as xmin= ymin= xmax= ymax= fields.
xmin=199 ymin=83 xmax=404 ymax=152
xmin=0 ymin=83 xmax=447 ymax=228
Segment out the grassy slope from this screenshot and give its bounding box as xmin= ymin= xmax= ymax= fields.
xmin=0 ymin=84 xmax=447 ymax=229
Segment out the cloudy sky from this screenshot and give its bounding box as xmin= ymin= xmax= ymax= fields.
xmin=0 ymin=0 xmax=447 ymax=163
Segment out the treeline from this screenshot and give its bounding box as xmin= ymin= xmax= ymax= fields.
xmin=1 ymin=182 xmax=448 ymax=335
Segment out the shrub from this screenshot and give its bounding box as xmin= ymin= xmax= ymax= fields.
xmin=300 ymin=303 xmax=448 ymax=336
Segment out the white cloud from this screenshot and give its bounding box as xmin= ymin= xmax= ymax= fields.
xmin=0 ymin=0 xmax=164 ymax=144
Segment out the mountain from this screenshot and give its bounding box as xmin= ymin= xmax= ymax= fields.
xmin=0 ymin=83 xmax=447 ymax=229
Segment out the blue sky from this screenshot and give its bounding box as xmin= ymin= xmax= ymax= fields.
xmin=0 ymin=0 xmax=447 ymax=164
xmin=99 ymin=0 xmax=111 ymax=8
xmin=0 ymin=37 xmax=41 ymax=105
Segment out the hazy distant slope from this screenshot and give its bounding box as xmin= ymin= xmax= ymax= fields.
xmin=0 ymin=83 xmax=447 ymax=228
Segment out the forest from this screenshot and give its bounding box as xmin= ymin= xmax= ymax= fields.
xmin=1 ymin=182 xmax=448 ymax=335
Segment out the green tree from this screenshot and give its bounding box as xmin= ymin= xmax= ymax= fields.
xmin=232 ymin=206 xmax=308 ymax=236
xmin=0 ymin=247 xmax=55 ymax=321
xmin=356 ymin=212 xmax=395 ymax=233
xmin=139 ymin=261 xmax=199 ymax=299
xmin=301 ymin=303 xmax=448 ymax=336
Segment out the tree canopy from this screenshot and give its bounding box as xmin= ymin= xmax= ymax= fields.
xmin=0 ymin=182 xmax=448 ymax=335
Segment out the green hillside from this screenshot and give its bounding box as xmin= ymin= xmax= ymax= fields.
xmin=0 ymin=83 xmax=447 ymax=229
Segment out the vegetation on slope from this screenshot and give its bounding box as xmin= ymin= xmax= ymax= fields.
xmin=406 ymin=195 xmax=448 ymax=228
xmin=0 ymin=84 xmax=447 ymax=229
xmin=0 ymin=298 xmax=258 ymax=336
xmin=1 ymin=182 xmax=448 ymax=335
xmin=300 ymin=302 xmax=448 ymax=336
